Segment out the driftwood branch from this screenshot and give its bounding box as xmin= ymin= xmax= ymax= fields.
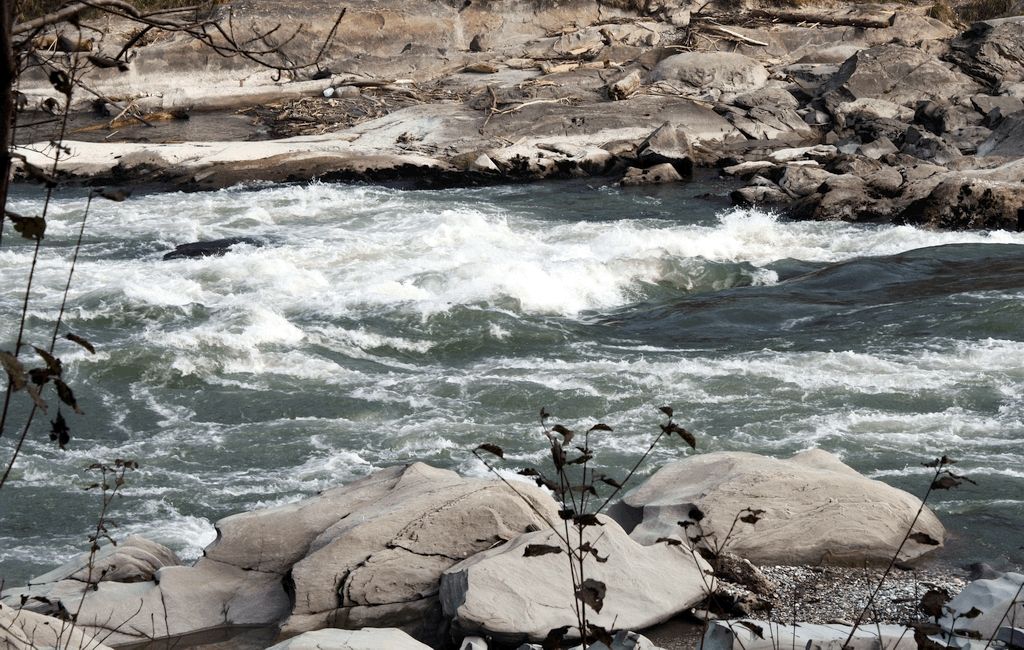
xmin=747 ymin=8 xmax=896 ymax=29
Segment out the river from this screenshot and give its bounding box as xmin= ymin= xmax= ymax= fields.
xmin=1 ymin=178 xmax=1022 ymax=585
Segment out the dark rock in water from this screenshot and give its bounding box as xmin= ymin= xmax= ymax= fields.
xmin=162 ymin=237 xmax=264 ymax=260
xmin=900 ymin=176 xmax=1024 ymax=230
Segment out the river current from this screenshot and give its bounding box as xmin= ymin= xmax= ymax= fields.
xmin=1 ymin=179 xmax=1022 ymax=584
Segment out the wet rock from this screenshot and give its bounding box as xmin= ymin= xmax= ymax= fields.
xmin=440 ymin=515 xmax=713 ymax=644
xmin=620 ymin=163 xmax=684 ymax=186
xmin=730 ymin=180 xmax=791 ymax=207
xmin=722 ymin=160 xmax=776 ymax=178
xmin=822 ymin=45 xmax=978 ymax=108
xmin=778 ymin=164 xmax=836 ymax=198
xmin=900 ymin=176 xmax=1024 ymax=230
xmin=652 ymin=52 xmax=769 ymax=96
xmin=703 ymin=619 xmax=915 ymax=650
xmin=162 ymin=237 xmax=265 ymax=260
xmin=948 ymin=17 xmax=1024 ymax=90
xmin=265 ymin=627 xmax=432 ymax=649
xmin=715 ymin=553 xmax=775 ymax=597
xmin=614 ymin=449 xmax=946 ymax=565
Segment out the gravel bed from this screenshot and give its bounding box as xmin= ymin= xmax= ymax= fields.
xmin=756 ymin=564 xmax=968 ymax=625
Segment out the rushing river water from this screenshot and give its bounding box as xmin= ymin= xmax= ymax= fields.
xmin=1 ymin=179 xmax=1022 ymax=585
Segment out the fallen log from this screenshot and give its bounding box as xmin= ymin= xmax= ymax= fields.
xmin=747 ymin=8 xmax=896 ymax=29
xmin=609 ymin=70 xmax=642 ymax=100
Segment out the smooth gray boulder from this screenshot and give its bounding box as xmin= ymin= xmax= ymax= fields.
xmin=620 ymin=163 xmax=683 ymax=187
xmin=652 ymin=52 xmax=769 ymax=95
xmin=939 ymin=573 xmax=1024 ymax=641
xmin=266 ymin=627 xmax=432 ymax=650
xmin=823 ymin=45 xmax=978 ymax=108
xmin=702 ymin=619 xmax=915 ymax=650
xmin=614 ymin=449 xmax=946 ymax=566
xmin=0 ymin=602 xmax=114 ymax=650
xmin=3 ymin=463 xmax=558 ymax=647
xmin=440 ymin=514 xmax=713 ymax=644
xmin=28 ymin=535 xmax=180 ymax=585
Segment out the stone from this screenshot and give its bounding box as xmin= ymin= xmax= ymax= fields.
xmin=702 ymin=619 xmax=915 ymax=650
xmin=637 ymin=122 xmax=694 ymax=174
xmin=996 ymin=627 xmax=1024 ymax=649
xmin=970 ymin=94 xmax=1024 ymax=121
xmin=469 ymin=153 xmax=500 ymax=173
xmin=620 ymin=163 xmax=684 ymax=186
xmin=857 ymin=137 xmax=899 ymax=160
xmin=730 ymin=183 xmax=790 ymax=207
xmin=722 ymin=161 xmax=776 ymax=178
xmin=948 ymin=17 xmax=1024 ymax=90
xmin=731 ymin=87 xmax=799 ymax=110
xmin=462 ymin=635 xmax=489 ymax=650
xmin=902 ymin=126 xmax=961 ymax=165
xmin=265 ymin=628 xmax=433 ymax=649
xmin=0 ymin=602 xmax=114 ymax=650
xmin=28 ymin=535 xmax=180 ymax=585
xmin=938 ymin=573 xmax=1024 ymax=640
xmin=3 ymin=464 xmax=558 ymax=648
xmin=614 ymin=449 xmax=946 ymax=566
xmin=778 ymin=165 xmax=836 ymax=198
xmin=440 ymin=515 xmax=713 ymax=644
xmin=652 ymin=52 xmax=769 ymax=95
xmin=900 ymin=177 xmax=1024 ymax=230
xmin=831 ymin=98 xmax=914 ymax=129
xmin=822 ymin=45 xmax=978 ymax=108
xmin=769 ymin=145 xmax=837 ymax=163
xmin=978 ymin=114 xmax=1024 ymax=156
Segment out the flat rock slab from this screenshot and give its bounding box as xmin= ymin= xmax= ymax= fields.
xmin=939 ymin=572 xmax=1024 ymax=641
xmin=266 ymin=627 xmax=432 ymax=649
xmin=702 ymin=619 xmax=915 ymax=650
xmin=440 ymin=514 xmax=713 ymax=644
xmin=614 ymin=449 xmax=945 ymax=566
xmin=0 ymin=602 xmax=114 ymax=650
xmin=652 ymin=52 xmax=769 ymax=95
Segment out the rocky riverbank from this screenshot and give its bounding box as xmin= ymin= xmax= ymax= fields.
xmin=2 ymin=450 xmax=1021 ymax=650
xmin=11 ymin=0 xmax=1024 ymax=230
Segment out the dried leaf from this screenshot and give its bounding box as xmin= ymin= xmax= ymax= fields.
xmin=922 ymin=455 xmax=957 ymax=468
xmin=49 ymin=69 xmax=72 ymax=96
xmin=920 ymin=589 xmax=949 ymax=619
xmin=738 ymin=621 xmax=765 ymax=639
xmin=689 ymin=506 xmax=705 ymax=522
xmin=961 ymin=607 xmax=983 ymax=619
xmin=573 ymin=513 xmax=602 ymax=527
xmin=542 ymin=626 xmax=570 ymax=650
xmin=1 ymin=350 xmax=27 ymax=391
xmin=65 ymin=333 xmax=96 ymax=354
xmin=656 ymin=536 xmax=684 ymax=546
xmin=523 ymin=544 xmax=563 ymax=557
xmin=540 ymin=407 xmax=550 ymax=421
xmin=575 ymin=578 xmax=606 ymax=613
xmin=558 ymin=508 xmax=575 ymax=520
xmin=53 ymin=378 xmax=82 ymax=414
xmin=679 ymin=428 xmax=696 ymax=449
xmin=50 ymin=411 xmax=70 ymax=449
xmin=909 ymin=532 xmax=941 ymax=546
xmin=517 ymin=467 xmax=540 ymax=477
xmin=588 ymin=624 xmax=614 ymax=647
xmin=599 ymin=476 xmax=622 ymax=489
xmin=659 ymin=406 xmax=674 ymax=418
xmin=475 ymin=443 xmax=504 ymax=459
xmin=33 ymin=347 xmax=62 ymax=376
xmin=550 ymin=440 xmax=565 ymax=469
xmin=29 ymin=367 xmax=51 ymax=385
xmin=932 ymin=475 xmax=962 ymax=490
xmin=588 ymin=423 xmax=613 ymax=433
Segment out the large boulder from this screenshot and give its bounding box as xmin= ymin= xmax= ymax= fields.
xmin=822 ymin=45 xmax=978 ymax=109
xmin=652 ymin=52 xmax=769 ymax=97
xmin=948 ymin=17 xmax=1024 ymax=91
xmin=3 ymin=463 xmax=558 ymax=647
xmin=440 ymin=515 xmax=713 ymax=644
xmin=0 ymin=602 xmax=113 ymax=650
xmin=265 ymin=627 xmax=432 ymax=650
xmin=899 ymin=176 xmax=1024 ymax=230
xmin=612 ymin=449 xmax=946 ymax=566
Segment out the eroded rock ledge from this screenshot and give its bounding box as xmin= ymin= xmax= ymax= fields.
xmin=12 ymin=0 xmax=1024 ymax=230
